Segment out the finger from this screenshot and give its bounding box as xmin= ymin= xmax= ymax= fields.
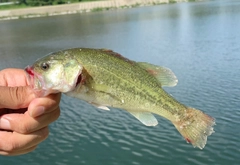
xmin=0 ymin=68 xmax=29 ymax=87
xmin=28 ymin=93 xmax=61 ymax=118
xmin=0 ymin=86 xmax=36 ymax=109
xmin=0 ymin=127 xmax=49 ymax=155
xmin=0 ymin=145 xmax=37 ymax=156
xmin=0 ymin=107 xmax=60 ymax=134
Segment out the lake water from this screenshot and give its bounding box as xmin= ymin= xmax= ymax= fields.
xmin=0 ymin=0 xmax=240 ymax=164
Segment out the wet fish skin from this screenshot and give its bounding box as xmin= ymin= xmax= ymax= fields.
xmin=25 ymin=48 xmax=215 ymax=149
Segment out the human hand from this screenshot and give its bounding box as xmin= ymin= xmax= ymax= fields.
xmin=0 ymin=68 xmax=61 ymax=156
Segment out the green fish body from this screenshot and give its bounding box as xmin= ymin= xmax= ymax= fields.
xmin=25 ymin=48 xmax=215 ymax=149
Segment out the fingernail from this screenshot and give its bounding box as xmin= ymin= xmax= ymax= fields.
xmin=32 ymin=106 xmax=45 ymax=118
xmin=0 ymin=117 xmax=11 ymax=130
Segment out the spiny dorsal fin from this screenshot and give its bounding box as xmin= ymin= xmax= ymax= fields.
xmin=129 ymin=111 xmax=158 ymax=126
xmin=138 ymin=62 xmax=178 ymax=87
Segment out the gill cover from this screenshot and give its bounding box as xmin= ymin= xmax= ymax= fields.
xmin=27 ymin=56 xmax=82 ymax=97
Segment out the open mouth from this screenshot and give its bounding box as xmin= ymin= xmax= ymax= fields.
xmin=25 ymin=66 xmax=42 ymax=91
xmin=25 ymin=65 xmax=47 ymax=96
xmin=25 ymin=66 xmax=34 ymax=77
xmin=24 ymin=66 xmax=36 ymax=87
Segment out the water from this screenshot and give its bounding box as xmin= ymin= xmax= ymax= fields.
xmin=0 ymin=0 xmax=240 ymax=164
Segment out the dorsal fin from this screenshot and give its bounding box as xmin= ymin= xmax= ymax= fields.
xmin=138 ymin=62 xmax=178 ymax=87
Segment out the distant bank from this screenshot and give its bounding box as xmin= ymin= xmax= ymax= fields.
xmin=0 ymin=0 xmax=191 ymax=20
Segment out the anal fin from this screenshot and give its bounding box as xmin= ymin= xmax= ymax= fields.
xmin=129 ymin=111 xmax=158 ymax=126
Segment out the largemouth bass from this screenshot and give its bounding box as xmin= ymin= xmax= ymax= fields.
xmin=25 ymin=48 xmax=215 ymax=149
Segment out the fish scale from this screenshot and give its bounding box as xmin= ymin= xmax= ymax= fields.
xmin=70 ymin=49 xmax=184 ymax=116
xmin=25 ymin=48 xmax=215 ymax=149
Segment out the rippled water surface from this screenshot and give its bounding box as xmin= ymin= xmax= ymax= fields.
xmin=0 ymin=0 xmax=240 ymax=164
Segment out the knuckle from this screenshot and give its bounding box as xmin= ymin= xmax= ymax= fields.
xmin=25 ymin=145 xmax=38 ymax=154
xmin=52 ymin=107 xmax=61 ymax=121
xmin=9 ymin=87 xmax=24 ymax=108
xmin=4 ymin=139 xmax=20 ymax=152
xmin=0 ymin=133 xmax=21 ymax=152
xmin=8 ymin=87 xmax=32 ymax=109
xmin=45 ymin=107 xmax=60 ymax=124
xmin=40 ymin=127 xmax=49 ymax=140
xmin=18 ymin=122 xmax=32 ymax=134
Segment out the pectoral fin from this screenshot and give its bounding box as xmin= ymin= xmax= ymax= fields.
xmin=129 ymin=111 xmax=158 ymax=126
xmin=137 ymin=62 xmax=178 ymax=87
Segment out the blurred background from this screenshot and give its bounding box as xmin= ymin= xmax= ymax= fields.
xmin=0 ymin=0 xmax=240 ymax=164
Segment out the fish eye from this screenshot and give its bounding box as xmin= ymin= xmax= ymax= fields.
xmin=41 ymin=62 xmax=50 ymax=71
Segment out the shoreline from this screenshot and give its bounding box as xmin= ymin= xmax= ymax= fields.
xmin=0 ymin=0 xmax=190 ymax=21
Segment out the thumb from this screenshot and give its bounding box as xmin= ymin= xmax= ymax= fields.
xmin=0 ymin=86 xmax=36 ymax=109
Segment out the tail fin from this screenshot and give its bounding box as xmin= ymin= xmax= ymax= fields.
xmin=173 ymin=107 xmax=215 ymax=149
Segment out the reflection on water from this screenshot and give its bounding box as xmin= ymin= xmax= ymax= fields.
xmin=0 ymin=0 xmax=240 ymax=165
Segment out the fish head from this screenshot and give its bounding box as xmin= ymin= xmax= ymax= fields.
xmin=25 ymin=52 xmax=83 ymax=97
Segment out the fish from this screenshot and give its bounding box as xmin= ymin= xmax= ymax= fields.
xmin=25 ymin=48 xmax=215 ymax=149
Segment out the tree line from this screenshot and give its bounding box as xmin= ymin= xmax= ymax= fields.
xmin=0 ymin=0 xmax=96 ymax=6
xmin=19 ymin=0 xmax=80 ymax=6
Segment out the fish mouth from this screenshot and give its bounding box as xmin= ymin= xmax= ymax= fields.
xmin=25 ymin=66 xmax=35 ymax=88
xmin=25 ymin=66 xmax=35 ymax=77
xmin=25 ymin=66 xmax=46 ymax=96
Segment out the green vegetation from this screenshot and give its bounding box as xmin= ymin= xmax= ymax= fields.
xmin=0 ymin=0 xmax=101 ymax=10
xmin=0 ymin=0 xmax=199 ymax=20
xmin=0 ymin=0 xmax=198 ymax=11
xmin=23 ymin=0 xmax=101 ymax=6
xmin=169 ymin=0 xmax=177 ymax=3
xmin=91 ymin=6 xmax=113 ymax=12
xmin=0 ymin=3 xmax=26 ymax=10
